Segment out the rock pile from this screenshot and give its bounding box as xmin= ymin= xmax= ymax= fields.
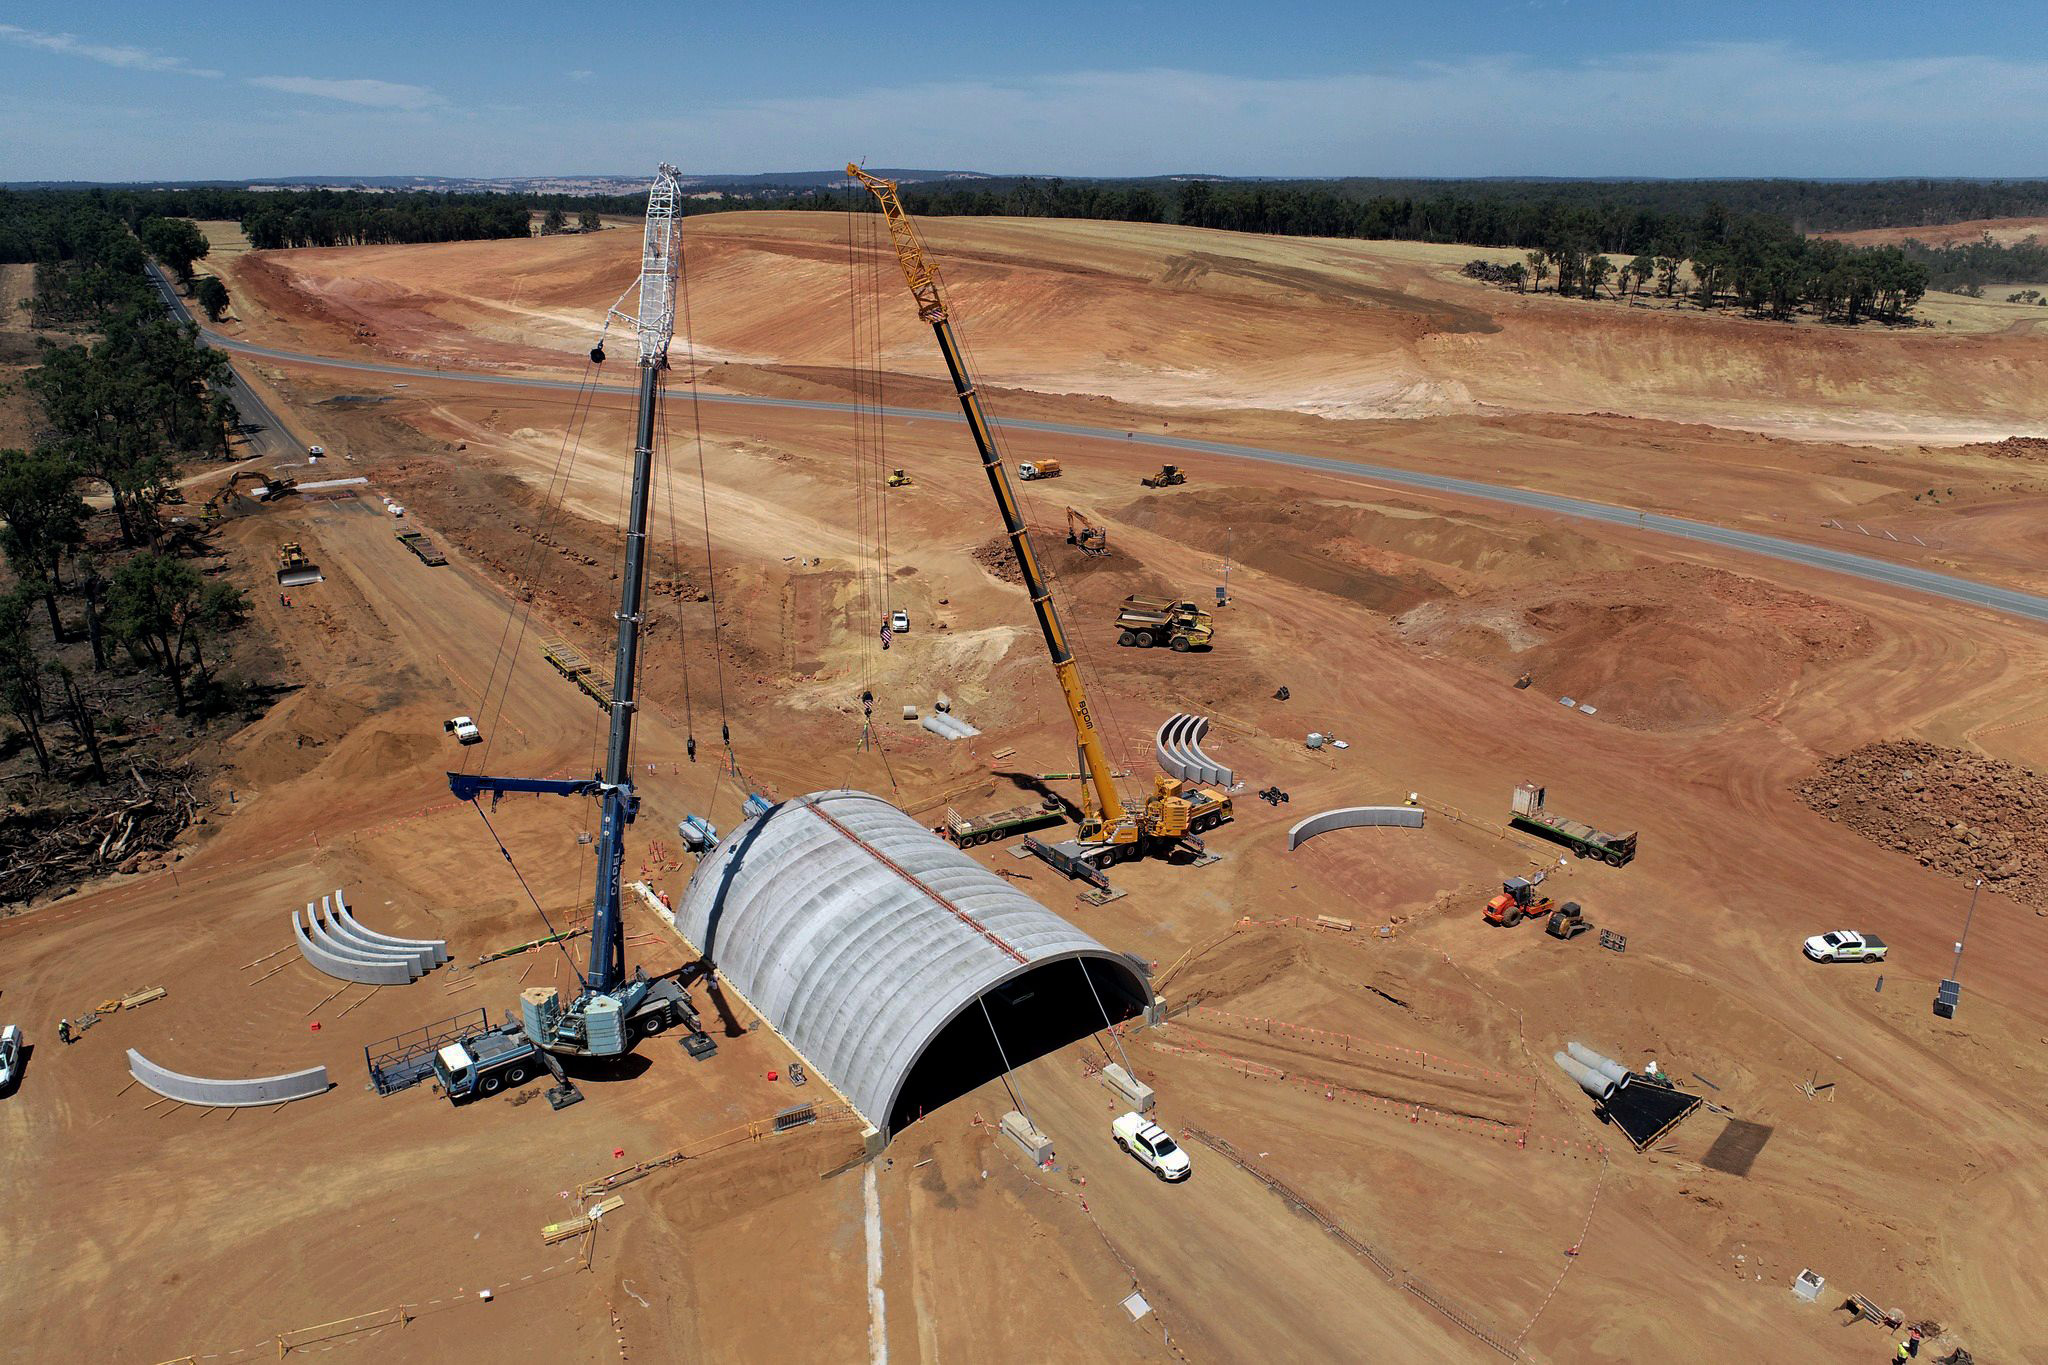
xmin=1798 ymin=739 xmax=2048 ymax=907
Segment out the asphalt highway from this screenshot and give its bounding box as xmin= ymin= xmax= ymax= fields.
xmin=151 ymin=271 xmax=2048 ymax=627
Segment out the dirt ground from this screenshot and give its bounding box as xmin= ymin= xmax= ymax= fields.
xmin=5 ymin=213 xmax=2048 ymax=1362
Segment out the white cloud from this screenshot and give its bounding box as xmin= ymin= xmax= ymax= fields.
xmin=0 ymin=23 xmax=220 ymax=77
xmin=247 ymin=76 xmax=443 ymax=111
xmin=568 ymin=69 xmax=594 ymax=81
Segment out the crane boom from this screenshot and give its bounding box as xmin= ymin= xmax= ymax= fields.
xmin=846 ymin=165 xmax=1125 ymax=831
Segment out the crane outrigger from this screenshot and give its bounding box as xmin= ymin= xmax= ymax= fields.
xmin=846 ymin=165 xmax=1230 ymax=873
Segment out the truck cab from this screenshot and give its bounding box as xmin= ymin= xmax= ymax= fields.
xmin=1112 ymin=1111 xmax=1191 ymax=1181
xmin=432 ymin=1028 xmax=539 ymax=1102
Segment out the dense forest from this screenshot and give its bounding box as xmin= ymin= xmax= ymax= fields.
xmin=1898 ymin=235 xmax=2048 ymax=296
xmin=1 ymin=194 xmax=258 ymax=900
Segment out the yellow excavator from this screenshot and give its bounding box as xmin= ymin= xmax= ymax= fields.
xmin=848 ymin=165 xmax=1229 ymax=873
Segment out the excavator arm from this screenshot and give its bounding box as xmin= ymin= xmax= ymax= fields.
xmin=846 ymin=164 xmax=1126 ymax=833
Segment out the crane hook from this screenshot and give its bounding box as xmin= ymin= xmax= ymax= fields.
xmin=589 ymin=342 xmax=606 ymax=365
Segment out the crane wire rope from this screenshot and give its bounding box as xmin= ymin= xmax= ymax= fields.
xmin=1077 ymin=956 xmax=1140 ymax=1079
xmin=673 ymin=213 xmax=737 ymax=781
xmin=977 ymin=993 xmax=1032 ymax=1127
xmin=466 ymin=359 xmax=603 ymax=775
xmin=655 ymin=359 xmax=703 ymax=769
xmin=471 ymin=801 xmax=588 ymax=988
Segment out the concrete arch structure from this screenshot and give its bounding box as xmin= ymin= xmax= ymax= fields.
xmin=1155 ymin=713 xmax=1233 ymax=787
xmin=295 ymin=906 xmax=414 ymax=986
xmin=677 ymin=790 xmax=1152 ymax=1138
xmin=127 ymin=1049 xmax=329 ymax=1107
xmin=1286 ymin=805 xmax=1425 ymax=851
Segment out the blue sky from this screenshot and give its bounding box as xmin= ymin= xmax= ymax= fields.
xmin=3 ymin=2 xmax=2044 ymax=181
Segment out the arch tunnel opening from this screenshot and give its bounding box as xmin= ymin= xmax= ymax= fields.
xmin=887 ymin=954 xmax=1148 ymax=1136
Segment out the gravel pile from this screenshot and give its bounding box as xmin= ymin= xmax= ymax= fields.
xmin=1799 ymin=739 xmax=2048 ymax=907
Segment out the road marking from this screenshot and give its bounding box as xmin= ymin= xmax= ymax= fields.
xmin=865 ymin=1161 xmax=888 ymax=1365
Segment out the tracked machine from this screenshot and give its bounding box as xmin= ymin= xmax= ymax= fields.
xmin=849 ymin=165 xmax=1230 ymax=883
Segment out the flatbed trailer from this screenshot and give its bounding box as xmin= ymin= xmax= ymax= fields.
xmin=1510 ymin=782 xmax=1637 ymax=866
xmin=941 ymin=800 xmax=1064 ymax=847
xmin=396 ymin=529 xmax=448 ymax=566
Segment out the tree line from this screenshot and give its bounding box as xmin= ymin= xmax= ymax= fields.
xmin=1895 ymin=235 xmax=2048 ymax=297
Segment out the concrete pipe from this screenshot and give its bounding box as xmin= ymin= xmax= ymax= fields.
xmin=1566 ymin=1041 xmax=1631 ymax=1089
xmin=1553 ymin=1050 xmax=1616 ymax=1101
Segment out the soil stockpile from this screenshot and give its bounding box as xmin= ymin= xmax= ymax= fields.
xmin=1799 ymin=739 xmax=2048 ymax=906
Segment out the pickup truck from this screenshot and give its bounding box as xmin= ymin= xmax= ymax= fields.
xmin=445 ymin=716 xmax=482 ymax=745
xmin=1803 ymin=930 xmax=1888 ymax=963
xmin=0 ymin=1023 xmax=21 ymax=1093
xmin=1111 ymin=1111 xmax=1191 ymax=1182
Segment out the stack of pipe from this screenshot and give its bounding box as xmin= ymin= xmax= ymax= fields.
xmin=1553 ymin=1041 xmax=1632 ymax=1100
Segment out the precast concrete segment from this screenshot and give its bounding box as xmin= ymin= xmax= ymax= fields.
xmin=1155 ymin=713 xmax=1234 ymax=787
xmin=150 ymin=280 xmax=2048 ymax=629
xmin=128 ymin=1048 xmax=329 ymax=1107
xmin=321 ymin=903 xmax=436 ymax=974
xmin=295 ymin=908 xmax=414 ymax=986
xmin=676 ymin=789 xmax=1149 ymax=1132
xmin=304 ymin=904 xmax=421 ymax=981
xmin=1285 ymin=805 xmax=1426 ymax=851
xmin=330 ymin=890 xmax=448 ymax=967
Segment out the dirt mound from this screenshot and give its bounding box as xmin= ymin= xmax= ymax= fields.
xmin=969 ymin=536 xmax=1022 ymax=585
xmin=1399 ymin=564 xmax=1873 ymax=730
xmin=1798 ymin=740 xmax=2048 ymax=906
xmin=228 ymin=688 xmax=369 ymax=787
xmin=1955 ymin=435 xmax=2048 ymax=462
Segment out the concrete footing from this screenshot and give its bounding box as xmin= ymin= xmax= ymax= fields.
xmin=1000 ymin=1110 xmax=1053 ymax=1164
xmin=1100 ymin=1062 xmax=1155 ymax=1113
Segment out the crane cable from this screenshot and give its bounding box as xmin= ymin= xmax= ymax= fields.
xmin=673 ymin=212 xmax=737 ymax=785
xmin=466 ymin=358 xmax=603 ymax=776
xmin=471 ymin=801 xmax=589 ymax=989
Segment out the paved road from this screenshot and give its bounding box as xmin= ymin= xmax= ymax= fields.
xmin=155 ymin=275 xmax=2048 ymax=627
xmin=145 ymin=261 xmax=303 ymax=465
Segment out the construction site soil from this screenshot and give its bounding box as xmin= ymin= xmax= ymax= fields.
xmin=5 ymin=213 xmax=2048 ymax=1363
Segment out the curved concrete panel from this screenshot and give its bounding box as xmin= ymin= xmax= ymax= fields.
xmin=1286 ymin=805 xmax=1425 ymax=851
xmin=305 ymin=904 xmax=419 ymax=981
xmin=128 ymin=1048 xmax=328 ymax=1107
xmin=321 ymin=898 xmax=437 ymax=973
xmin=323 ymin=908 xmax=435 ymax=973
xmin=334 ymin=889 xmax=449 ymax=966
xmin=295 ymin=909 xmax=413 ymax=986
xmin=1154 ymin=713 xmax=1234 ymax=788
xmin=333 ymin=892 xmax=446 ymax=965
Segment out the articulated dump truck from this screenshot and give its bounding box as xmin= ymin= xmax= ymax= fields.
xmin=1115 ymin=595 xmax=1214 ymax=652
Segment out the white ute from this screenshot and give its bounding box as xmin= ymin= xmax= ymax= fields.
xmin=1112 ymin=1111 xmax=1191 ymax=1182
xmin=0 ymin=1023 xmax=22 ymax=1092
xmin=1803 ymin=930 xmax=1888 ymax=963
xmin=444 ymin=716 xmax=482 ymax=746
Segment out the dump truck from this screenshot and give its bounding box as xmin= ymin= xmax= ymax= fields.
xmin=1141 ymin=464 xmax=1187 ymax=488
xmin=1116 ymin=595 xmax=1213 ymax=651
xmin=1017 ymin=459 xmax=1062 ymax=480
xmin=276 ymin=542 xmax=323 ymax=586
xmin=1510 ymin=783 xmax=1637 ymax=866
xmin=396 ymin=529 xmax=448 ymax=565
xmin=941 ymin=798 xmax=1066 ymax=848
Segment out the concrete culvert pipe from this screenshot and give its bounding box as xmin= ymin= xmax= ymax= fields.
xmin=1567 ymin=1041 xmax=1631 ymax=1088
xmin=1553 ymin=1051 xmax=1616 ymax=1101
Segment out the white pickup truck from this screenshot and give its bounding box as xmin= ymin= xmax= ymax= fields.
xmin=1803 ymin=930 xmax=1888 ymax=963
xmin=1112 ymin=1111 xmax=1191 ymax=1182
xmin=444 ymin=716 xmax=482 ymax=746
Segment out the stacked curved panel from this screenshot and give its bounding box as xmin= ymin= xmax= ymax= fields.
xmin=293 ymin=891 xmax=448 ymax=985
xmin=1285 ymin=806 xmax=1425 ymax=850
xmin=1154 ymin=713 xmax=1233 ymax=787
xmin=128 ymin=1049 xmax=328 ymax=1107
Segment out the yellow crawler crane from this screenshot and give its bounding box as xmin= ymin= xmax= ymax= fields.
xmin=847 ymin=165 xmax=1228 ymax=867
